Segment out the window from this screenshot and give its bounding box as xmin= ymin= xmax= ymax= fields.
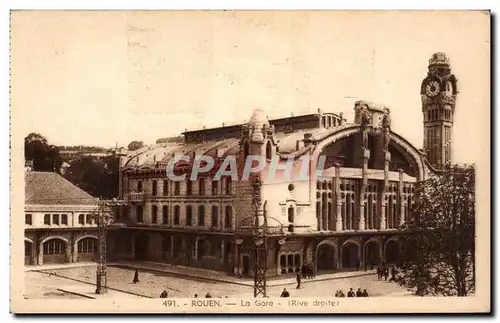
xmin=44 ymin=214 xmax=50 ymax=225
xmin=266 ymin=141 xmax=272 ymax=160
xmin=61 ymin=214 xmax=68 ymax=225
xmin=43 ymin=239 xmax=65 ymax=255
xmin=137 ymin=206 xmax=144 ymax=223
xmin=198 ymin=205 xmax=205 ymax=226
xmin=163 ymin=180 xmax=168 ymax=196
xmin=78 ymin=214 xmax=85 ymax=225
xmin=174 ymin=182 xmax=180 ymax=195
xmin=186 ymin=179 xmax=192 ymax=195
xmin=25 ymin=214 xmax=32 ymax=225
xmin=288 ymin=206 xmax=294 ymax=223
xmin=225 ymin=177 xmax=232 ymax=195
xmin=212 ymin=180 xmax=218 ymax=195
xmin=173 ymin=206 xmax=180 ymax=225
xmin=162 ymin=205 xmax=169 ymax=225
xmin=186 ymin=205 xmax=193 ymax=226
xmin=151 ymin=205 xmax=158 ymax=224
xmin=77 ymin=238 xmax=97 ymax=253
xmin=225 ymin=206 xmax=233 ymax=229
xmin=86 ymin=214 xmax=93 ymax=224
xmin=152 ymin=180 xmax=158 ymax=196
xmin=199 ymin=178 xmax=205 ymax=196
xmin=52 ymin=214 xmax=60 ymax=225
xmin=211 ymin=205 xmax=219 ymax=228
xmin=137 ymin=181 xmax=143 ymax=192
xmin=244 ymin=142 xmax=249 ymax=158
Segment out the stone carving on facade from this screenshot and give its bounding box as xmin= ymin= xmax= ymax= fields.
xmin=382 ymin=108 xmax=391 ymax=152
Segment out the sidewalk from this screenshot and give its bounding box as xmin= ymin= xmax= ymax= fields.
xmin=110 ymin=260 xmax=377 ymax=287
xmin=57 ymin=285 xmax=145 ymax=299
xmin=25 ymin=262 xmax=95 ymax=272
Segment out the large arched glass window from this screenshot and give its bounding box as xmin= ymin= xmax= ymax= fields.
xmin=43 ymin=238 xmax=66 ymax=255
xmin=77 ymin=237 xmax=97 ymax=253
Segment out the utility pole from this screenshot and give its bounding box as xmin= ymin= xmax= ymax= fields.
xmin=94 ymin=198 xmax=127 ymax=295
xmin=251 ymin=176 xmax=268 ymax=298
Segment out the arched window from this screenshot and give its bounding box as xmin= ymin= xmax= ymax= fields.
xmin=225 ymin=206 xmax=233 ymax=229
xmin=43 ymin=238 xmax=66 ymax=255
xmin=288 ymin=206 xmax=294 ymax=223
xmin=77 ymin=237 xmax=97 ymax=253
xmin=266 ymin=141 xmax=272 ymax=160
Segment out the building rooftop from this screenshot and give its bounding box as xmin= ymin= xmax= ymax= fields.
xmin=25 ymin=171 xmax=97 ymax=205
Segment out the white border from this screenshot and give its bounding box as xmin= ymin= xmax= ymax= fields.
xmin=3 ymin=1 xmax=498 ymax=322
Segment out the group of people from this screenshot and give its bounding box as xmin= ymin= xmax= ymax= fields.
xmin=300 ymin=262 xmax=316 ymax=279
xmin=377 ymin=265 xmax=399 ymax=282
xmin=335 ymin=287 xmax=369 ymax=297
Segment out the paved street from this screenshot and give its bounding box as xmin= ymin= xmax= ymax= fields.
xmin=26 ymin=264 xmax=411 ymax=299
xmin=24 ymin=271 xmax=86 ymax=299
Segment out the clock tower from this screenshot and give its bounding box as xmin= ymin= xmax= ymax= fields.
xmin=420 ymin=52 xmax=457 ymax=169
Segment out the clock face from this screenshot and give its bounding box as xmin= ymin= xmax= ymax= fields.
xmin=445 ymin=81 xmax=454 ymax=96
xmin=425 ymin=80 xmax=440 ymax=97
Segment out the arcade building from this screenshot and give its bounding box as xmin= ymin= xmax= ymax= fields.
xmin=107 ymin=53 xmax=457 ymax=277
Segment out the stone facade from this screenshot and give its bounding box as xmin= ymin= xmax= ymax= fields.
xmin=112 ymin=54 xmax=454 ymax=278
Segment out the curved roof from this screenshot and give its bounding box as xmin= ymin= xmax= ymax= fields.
xmin=122 ymin=139 xmax=240 ymax=170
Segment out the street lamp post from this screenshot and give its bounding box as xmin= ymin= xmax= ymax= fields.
xmin=94 ymin=199 xmax=127 ymax=295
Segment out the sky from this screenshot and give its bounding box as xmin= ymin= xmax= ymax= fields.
xmin=11 ymin=11 xmax=490 ymax=163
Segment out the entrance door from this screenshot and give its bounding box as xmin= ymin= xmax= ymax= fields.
xmin=242 ymin=255 xmax=250 ymax=276
xmin=317 ymin=244 xmax=336 ymax=271
xmin=364 ymin=242 xmax=380 ymax=268
xmin=341 ymin=243 xmax=360 ymax=269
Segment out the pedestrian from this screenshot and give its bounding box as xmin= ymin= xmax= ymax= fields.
xmin=356 ymin=288 xmax=362 ymax=297
xmin=383 ymin=267 xmax=389 ymax=281
xmin=160 ymin=290 xmax=168 ymax=298
xmin=205 ymin=293 xmax=212 ymax=298
xmin=132 ymin=269 xmax=140 ymax=284
xmin=347 ymin=288 xmax=355 ymax=297
xmin=335 ymin=290 xmax=339 ymax=297
xmin=194 ymin=294 xmax=198 ymax=298
xmin=280 ymin=288 xmax=290 ymax=297
xmin=338 ymin=290 xmax=345 ymax=297
xmin=296 ymin=273 xmax=302 ymax=289
xmin=362 ymin=289 xmax=369 ymax=297
xmin=376 ymin=267 xmax=382 ymax=280
xmin=389 ymin=267 xmax=398 ymax=282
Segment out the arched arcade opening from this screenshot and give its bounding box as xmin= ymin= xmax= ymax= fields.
xmin=385 ymin=239 xmax=400 ymax=264
xmin=316 ymin=242 xmax=337 ymax=271
xmin=42 ymin=238 xmax=68 ymax=264
xmin=341 ymin=241 xmax=360 ymax=269
xmin=364 ymin=240 xmax=381 ymax=268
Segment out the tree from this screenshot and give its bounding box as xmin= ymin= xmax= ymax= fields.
xmin=24 ymin=133 xmax=63 ymax=173
xmin=127 ymin=141 xmax=144 ymax=151
xmin=156 ymin=136 xmax=184 ymax=144
xmin=399 ymin=164 xmax=475 ymax=296
xmin=63 ymin=154 xmax=119 ymax=199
